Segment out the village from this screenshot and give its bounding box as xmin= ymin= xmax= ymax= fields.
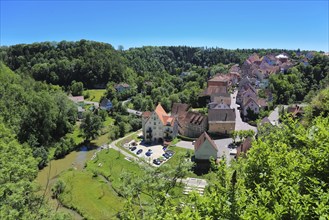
xmin=67 ymin=52 xmax=309 ymax=173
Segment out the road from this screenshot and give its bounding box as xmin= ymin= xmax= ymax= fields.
xmin=122 ymin=98 xmax=143 ymax=116
xmin=108 ymin=131 xmax=140 ymax=161
xmin=231 ymin=90 xmax=257 ymax=133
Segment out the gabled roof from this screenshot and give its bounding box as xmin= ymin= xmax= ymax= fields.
xmin=115 ymin=83 xmax=130 ymax=88
xmin=203 ymin=86 xmax=227 ymax=95
xmin=183 ymin=112 xmax=207 ymax=126
xmin=68 ymin=96 xmax=84 ymax=103
xmin=208 ymin=102 xmax=231 ymax=110
xmin=208 ymin=108 xmax=236 ymax=122
xmin=155 ymin=103 xmax=168 ymax=125
xmin=243 ymin=97 xmax=259 ymax=107
xmin=259 ymin=117 xmax=271 ymax=126
xmin=171 ymin=103 xmax=190 ymax=116
xmin=209 ymin=74 xmax=231 ymax=82
xmin=194 ymin=132 xmax=217 ymax=152
xmin=142 ymin=111 xmax=152 ymax=118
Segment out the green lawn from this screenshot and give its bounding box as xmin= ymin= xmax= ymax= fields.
xmin=86 ymin=149 xmax=145 ymax=188
xmin=66 ymin=124 xmax=84 ymax=145
xmin=165 ymin=146 xmax=193 ymax=168
xmin=84 ymin=89 xmax=106 ymax=102
xmin=59 ymin=170 xmax=125 ymax=220
xmin=58 ymin=149 xmax=147 ymax=219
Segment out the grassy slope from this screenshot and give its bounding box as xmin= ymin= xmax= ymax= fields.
xmin=59 ymin=149 xmax=145 ymax=219
xmin=60 ymin=170 xmax=125 ymax=220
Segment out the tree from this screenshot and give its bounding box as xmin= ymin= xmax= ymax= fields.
xmin=70 ymin=80 xmax=84 ymax=96
xmin=230 ymin=130 xmax=238 ymax=143
xmin=80 ymin=111 xmax=103 ymax=141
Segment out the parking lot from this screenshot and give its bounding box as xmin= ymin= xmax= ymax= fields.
xmin=124 ymin=141 xmax=173 ymax=166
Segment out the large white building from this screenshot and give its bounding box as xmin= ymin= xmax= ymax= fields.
xmin=142 ymin=104 xmax=178 ymax=143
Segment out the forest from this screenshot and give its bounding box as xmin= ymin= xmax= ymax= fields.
xmin=1 ymin=40 xmax=329 ymax=219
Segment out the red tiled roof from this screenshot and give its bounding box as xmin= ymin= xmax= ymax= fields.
xmin=194 ymin=132 xmax=217 ymax=152
xmin=155 ymin=103 xmax=168 ymax=125
xmin=142 ymin=111 xmax=152 ymax=118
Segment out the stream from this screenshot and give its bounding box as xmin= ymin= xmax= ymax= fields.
xmin=36 ymin=146 xmax=98 ymax=219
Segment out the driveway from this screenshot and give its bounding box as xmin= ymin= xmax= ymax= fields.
xmin=231 ymin=91 xmax=257 ymax=133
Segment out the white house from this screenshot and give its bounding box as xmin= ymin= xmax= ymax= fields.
xmin=142 ymin=103 xmax=178 ymax=143
xmin=242 ymin=98 xmax=260 ymax=116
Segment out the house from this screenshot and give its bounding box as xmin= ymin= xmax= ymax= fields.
xmin=242 ymin=98 xmax=260 ymax=116
xmin=208 ymin=74 xmax=231 ymax=87
xmin=99 ymin=98 xmax=113 ymax=111
xmin=236 ymin=85 xmax=257 ymax=105
xmin=171 ymin=103 xmax=190 ymax=117
xmin=287 ymin=104 xmax=305 ymax=118
xmin=77 ymin=106 xmax=85 ymax=120
xmin=142 ymin=103 xmax=178 ymax=143
xmin=208 ymin=102 xmax=231 ymax=110
xmin=275 ymin=54 xmax=288 ymax=63
xmin=236 ymin=137 xmax=252 ymax=158
xmin=171 ymin=103 xmax=207 ymax=138
xmin=179 ymin=112 xmax=208 ymax=138
xmin=68 ymin=96 xmax=84 ymax=104
xmin=202 ymin=86 xmax=228 ymax=96
xmin=210 ymin=93 xmax=231 ymax=106
xmin=194 ymin=132 xmax=218 ymax=160
xmin=115 ymin=83 xmax=130 ymax=92
xmin=208 ymin=108 xmax=236 ymax=135
xmin=242 ymin=97 xmax=268 ymax=117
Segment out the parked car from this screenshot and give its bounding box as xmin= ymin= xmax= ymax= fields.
xmin=130 ymin=146 xmax=137 ymax=151
xmin=136 ymin=149 xmax=143 ymax=155
xmin=153 ymin=159 xmax=161 ymax=165
xmin=145 ymin=150 xmax=153 ymax=156
xmin=166 ymin=150 xmax=174 ymax=157
xmin=162 ymin=153 xmax=170 ymax=159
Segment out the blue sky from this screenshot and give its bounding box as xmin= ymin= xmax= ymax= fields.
xmin=1 ymin=1 xmax=328 ymax=51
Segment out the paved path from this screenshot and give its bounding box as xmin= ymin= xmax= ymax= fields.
xmin=231 ymin=91 xmax=257 ymax=133
xmin=122 ymin=98 xmax=142 ymax=116
xmin=268 ymin=106 xmax=280 ymax=126
xmin=108 ymin=131 xmax=141 ymax=161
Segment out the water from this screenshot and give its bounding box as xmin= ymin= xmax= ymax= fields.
xmin=36 ymin=146 xmax=98 ymax=219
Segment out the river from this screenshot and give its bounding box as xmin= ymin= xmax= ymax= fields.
xmin=36 ymin=146 xmax=98 ymax=219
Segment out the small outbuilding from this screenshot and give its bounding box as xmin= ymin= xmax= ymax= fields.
xmin=194 ymin=132 xmax=218 ymax=161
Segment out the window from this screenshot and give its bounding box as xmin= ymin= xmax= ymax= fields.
xmin=154 ymin=122 xmax=156 ymax=125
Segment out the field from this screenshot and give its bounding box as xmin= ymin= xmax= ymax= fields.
xmin=84 ymin=89 xmax=106 ymax=102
